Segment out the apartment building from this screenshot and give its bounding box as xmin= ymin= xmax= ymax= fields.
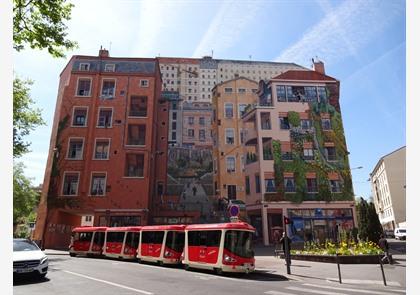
xmin=33 ymin=49 xmax=168 ymax=249
xmin=212 ymin=77 xmax=259 ymax=204
xmin=370 ymin=146 xmax=406 ymax=230
xmin=242 ymin=61 xmax=356 ymax=245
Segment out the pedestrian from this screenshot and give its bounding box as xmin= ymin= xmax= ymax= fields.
xmin=273 ymin=230 xmax=281 ymax=250
xmin=192 ymin=186 xmax=197 ymax=196
xmin=279 ymin=232 xmax=292 ymax=265
xmin=379 ymin=234 xmax=392 ymax=264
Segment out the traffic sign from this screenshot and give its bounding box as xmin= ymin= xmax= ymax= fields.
xmin=229 ymin=205 xmax=240 ymax=217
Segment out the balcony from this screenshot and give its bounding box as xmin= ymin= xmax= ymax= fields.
xmin=243 ymin=128 xmax=258 ymax=145
xmin=264 ymin=192 xmax=286 ymax=202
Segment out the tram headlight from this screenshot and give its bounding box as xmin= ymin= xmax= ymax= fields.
xmin=223 ymin=254 xmax=236 ymax=263
xmin=164 ymin=251 xmax=173 ymax=257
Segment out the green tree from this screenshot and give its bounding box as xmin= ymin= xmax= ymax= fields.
xmin=13 ymin=76 xmax=45 ymax=158
xmin=356 ymin=197 xmax=383 ymax=243
xmin=13 ymin=162 xmax=40 ymax=226
xmin=13 ymin=0 xmax=78 ymax=58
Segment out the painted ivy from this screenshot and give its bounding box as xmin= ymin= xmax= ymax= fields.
xmin=272 ymin=96 xmax=353 ymax=203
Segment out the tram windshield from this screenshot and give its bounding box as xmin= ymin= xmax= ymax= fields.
xmin=224 ymin=230 xmax=254 ymax=258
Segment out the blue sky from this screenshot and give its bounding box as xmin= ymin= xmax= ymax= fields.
xmin=14 ymin=0 xmax=406 ymax=200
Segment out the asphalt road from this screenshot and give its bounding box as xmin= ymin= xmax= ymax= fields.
xmin=13 ymin=254 xmax=406 ymax=295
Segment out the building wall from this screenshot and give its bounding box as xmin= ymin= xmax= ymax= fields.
xmin=33 ymin=52 xmax=165 ymax=248
xmin=371 ymin=147 xmax=406 ymax=230
xmin=212 ymin=78 xmax=258 ymax=202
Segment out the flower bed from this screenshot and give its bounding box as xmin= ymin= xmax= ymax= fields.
xmin=284 ymin=240 xmax=389 ymax=264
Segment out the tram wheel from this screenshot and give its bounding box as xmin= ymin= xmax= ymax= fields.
xmin=184 ymin=264 xmax=190 ymax=271
xmin=214 ymin=268 xmax=223 ymax=275
xmin=137 ymin=258 xmax=142 ymax=264
xmin=69 ymin=253 xmax=76 ymax=257
xmin=158 ymin=261 xmax=163 ymax=266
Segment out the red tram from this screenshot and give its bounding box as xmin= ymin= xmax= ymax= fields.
xmin=103 ymin=226 xmax=142 ymax=259
xmin=69 ymin=226 xmax=107 ymax=257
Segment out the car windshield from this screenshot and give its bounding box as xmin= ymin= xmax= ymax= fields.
xmin=13 ymin=240 xmax=40 ymax=251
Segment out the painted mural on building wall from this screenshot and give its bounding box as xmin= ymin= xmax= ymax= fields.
xmin=165 ymin=100 xmax=215 ymax=224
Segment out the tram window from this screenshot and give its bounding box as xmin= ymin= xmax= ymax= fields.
xmin=93 ymin=232 xmax=105 ymax=246
xmin=126 ymin=232 xmax=140 ymax=248
xmin=78 ymin=232 xmax=93 ymax=242
xmin=224 ymin=231 xmax=253 ymax=258
xmin=206 ymin=231 xmax=221 ymax=247
xmin=188 ymin=231 xmax=201 ymax=246
xmin=166 ymin=231 xmax=185 ymax=252
xmin=142 ymin=231 xmax=164 ymax=244
xmin=106 ymin=232 xmax=125 ymax=243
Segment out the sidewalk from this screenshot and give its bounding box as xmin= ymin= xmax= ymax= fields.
xmin=254 ymin=245 xmax=406 ymax=287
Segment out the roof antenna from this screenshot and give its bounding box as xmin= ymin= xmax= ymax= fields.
xmin=211 ymin=49 xmax=213 ymax=58
xmin=249 ymin=55 xmax=252 ymax=60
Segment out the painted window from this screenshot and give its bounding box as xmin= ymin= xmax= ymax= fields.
xmin=125 ymin=154 xmax=144 ymax=177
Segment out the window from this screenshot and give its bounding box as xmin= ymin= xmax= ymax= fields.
xmin=79 ymin=63 xmax=90 ymax=71
xmin=225 ymin=103 xmax=234 ymax=118
xmin=240 ymin=129 xmax=245 ymax=144
xmin=238 ymin=104 xmax=247 ymax=118
xmin=101 ymin=79 xmax=115 ymax=98
xmin=255 ymin=174 xmax=261 ymax=193
xmin=104 ymin=64 xmax=115 ymax=72
xmin=199 ymin=129 xmax=205 ymax=141
xmin=90 ymin=173 xmax=106 ymax=196
xmin=307 ymin=178 xmax=318 ymax=193
xmin=187 ymin=129 xmax=194 ymax=138
xmin=97 ymin=109 xmax=112 ymax=127
xmin=224 ymin=87 xmax=233 ymax=93
xmin=261 ymin=113 xmax=271 ymax=130
xmin=279 ymin=117 xmax=290 ymax=130
xmin=94 ymin=139 xmax=110 ymax=159
xmin=304 ymin=86 xmax=317 ymax=102
xmin=265 ymin=179 xmax=276 ymax=192
xmin=199 ymin=117 xmax=205 ymax=126
xmin=140 ymin=80 xmax=149 ymax=87
xmin=226 ymin=156 xmax=236 ymax=173
xmin=325 ymin=147 xmax=337 ymax=161
xmin=303 ymin=148 xmax=314 ymax=160
xmin=301 ymin=119 xmax=312 ymax=130
xmin=282 ymin=151 xmax=293 ymax=161
xmin=125 ymin=154 xmax=144 ymax=177
xmin=188 ymin=117 xmax=194 ymax=125
xmin=227 ymin=185 xmax=237 ymax=199
xmin=171 ymin=132 xmax=176 ymax=140
xmin=238 ymin=88 xmax=246 ymax=94
xmin=72 ymin=107 xmax=88 ymax=126
xmin=276 ymin=85 xmax=286 ymax=101
xmin=330 ymin=180 xmax=341 ymax=193
xmin=225 ymin=128 xmax=234 ymax=144
xmin=127 ymin=125 xmax=146 ymax=145
xmin=62 ymin=172 xmax=79 ymax=196
xmin=318 ymin=87 xmax=327 ymax=102
xmin=284 ymin=177 xmax=295 ymax=192
xmin=171 ymin=122 xmax=176 ymax=130
xmin=321 ymin=118 xmax=332 ymax=130
xmin=245 ymin=176 xmax=250 ymax=195
xmin=129 ymin=96 xmax=147 ymax=117
xmin=286 ymin=86 xmax=298 ymax=102
xmin=67 ymin=138 xmax=84 ymax=159
xmin=76 ymin=78 xmax=91 ymax=96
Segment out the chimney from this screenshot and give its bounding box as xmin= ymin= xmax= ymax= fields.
xmin=312 ymin=58 xmax=325 ymax=74
xmin=99 ymin=46 xmax=109 ymax=58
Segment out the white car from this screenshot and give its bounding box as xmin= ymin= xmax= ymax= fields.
xmin=13 ymin=239 xmax=49 ymax=278
xmin=394 ymin=228 xmax=406 ymax=240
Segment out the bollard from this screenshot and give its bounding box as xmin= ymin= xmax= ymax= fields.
xmin=336 ymin=254 xmax=342 ymax=284
xmin=378 ymin=255 xmax=387 ymax=286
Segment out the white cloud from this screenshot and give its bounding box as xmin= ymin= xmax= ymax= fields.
xmin=276 ymin=0 xmax=404 ymax=65
xmin=193 ymin=0 xmax=264 ymax=58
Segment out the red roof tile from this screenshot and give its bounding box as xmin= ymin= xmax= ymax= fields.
xmin=272 ymin=70 xmax=337 ymax=81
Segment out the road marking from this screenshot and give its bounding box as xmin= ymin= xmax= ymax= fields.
xmin=63 ymin=270 xmax=154 ymax=295
xmin=303 ymin=283 xmax=400 ymax=294
xmin=264 ymin=291 xmax=297 ymax=295
xmin=326 ymin=278 xmax=401 ymax=287
xmin=388 ymin=289 xmax=406 ymax=293
xmin=287 ymin=286 xmax=348 ymax=295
